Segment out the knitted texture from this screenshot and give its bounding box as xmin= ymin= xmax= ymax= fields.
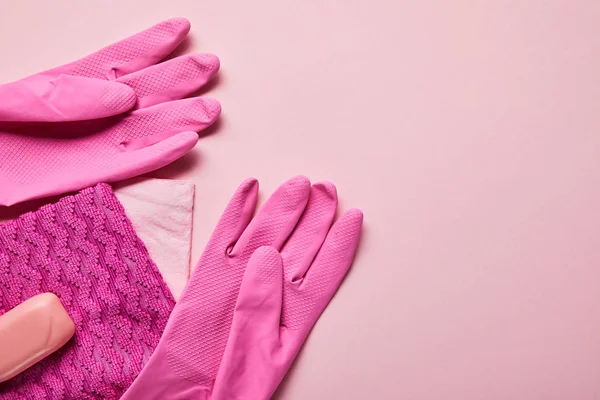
xmin=0 ymin=184 xmax=175 ymax=399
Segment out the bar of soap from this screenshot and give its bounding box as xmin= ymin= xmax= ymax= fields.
xmin=0 ymin=293 xmax=75 ymax=383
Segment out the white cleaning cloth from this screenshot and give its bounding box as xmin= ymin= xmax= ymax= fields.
xmin=113 ymin=178 xmax=194 ymax=300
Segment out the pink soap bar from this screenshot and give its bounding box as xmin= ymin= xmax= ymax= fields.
xmin=0 ymin=293 xmax=75 ymax=383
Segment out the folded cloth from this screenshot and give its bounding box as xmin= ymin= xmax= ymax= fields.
xmin=113 ymin=178 xmax=194 ymax=300
xmin=0 ymin=184 xmax=175 ymax=399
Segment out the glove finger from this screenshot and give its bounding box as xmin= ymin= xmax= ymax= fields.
xmin=109 ymin=130 xmax=199 ymax=182
xmin=162 ymin=180 xmax=307 ymax=389
xmin=202 ymin=178 xmax=260 ymax=254
xmin=0 ymin=75 xmax=136 ymax=122
xmin=115 ymin=97 xmax=221 ymax=150
xmin=0 ymin=96 xmax=219 ymax=205
xmin=164 ymin=178 xmax=261 ymax=388
xmin=212 ymin=246 xmax=284 ymax=400
xmin=233 ymin=246 xmax=283 ymax=334
xmin=280 ymin=182 xmax=338 ymax=282
xmin=281 ymin=209 xmax=363 ymax=331
xmin=229 ymin=176 xmax=311 ymax=259
xmin=62 ymin=18 xmax=190 ymax=80
xmin=117 ymin=54 xmax=220 ymax=108
xmin=1 ymin=131 xmax=199 ymax=206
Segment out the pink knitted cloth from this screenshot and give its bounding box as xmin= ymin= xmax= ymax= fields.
xmin=0 ymin=184 xmax=175 ymax=399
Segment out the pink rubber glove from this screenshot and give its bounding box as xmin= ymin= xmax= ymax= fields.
xmin=212 ymin=210 xmax=363 ymax=399
xmin=121 ymin=176 xmax=362 ymax=399
xmin=0 ymin=18 xmax=220 ymax=206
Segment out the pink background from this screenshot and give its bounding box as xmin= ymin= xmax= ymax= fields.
xmin=2 ymin=1 xmax=600 ymax=398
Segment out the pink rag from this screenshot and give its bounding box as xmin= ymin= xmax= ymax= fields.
xmin=0 ymin=184 xmax=175 ymax=399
